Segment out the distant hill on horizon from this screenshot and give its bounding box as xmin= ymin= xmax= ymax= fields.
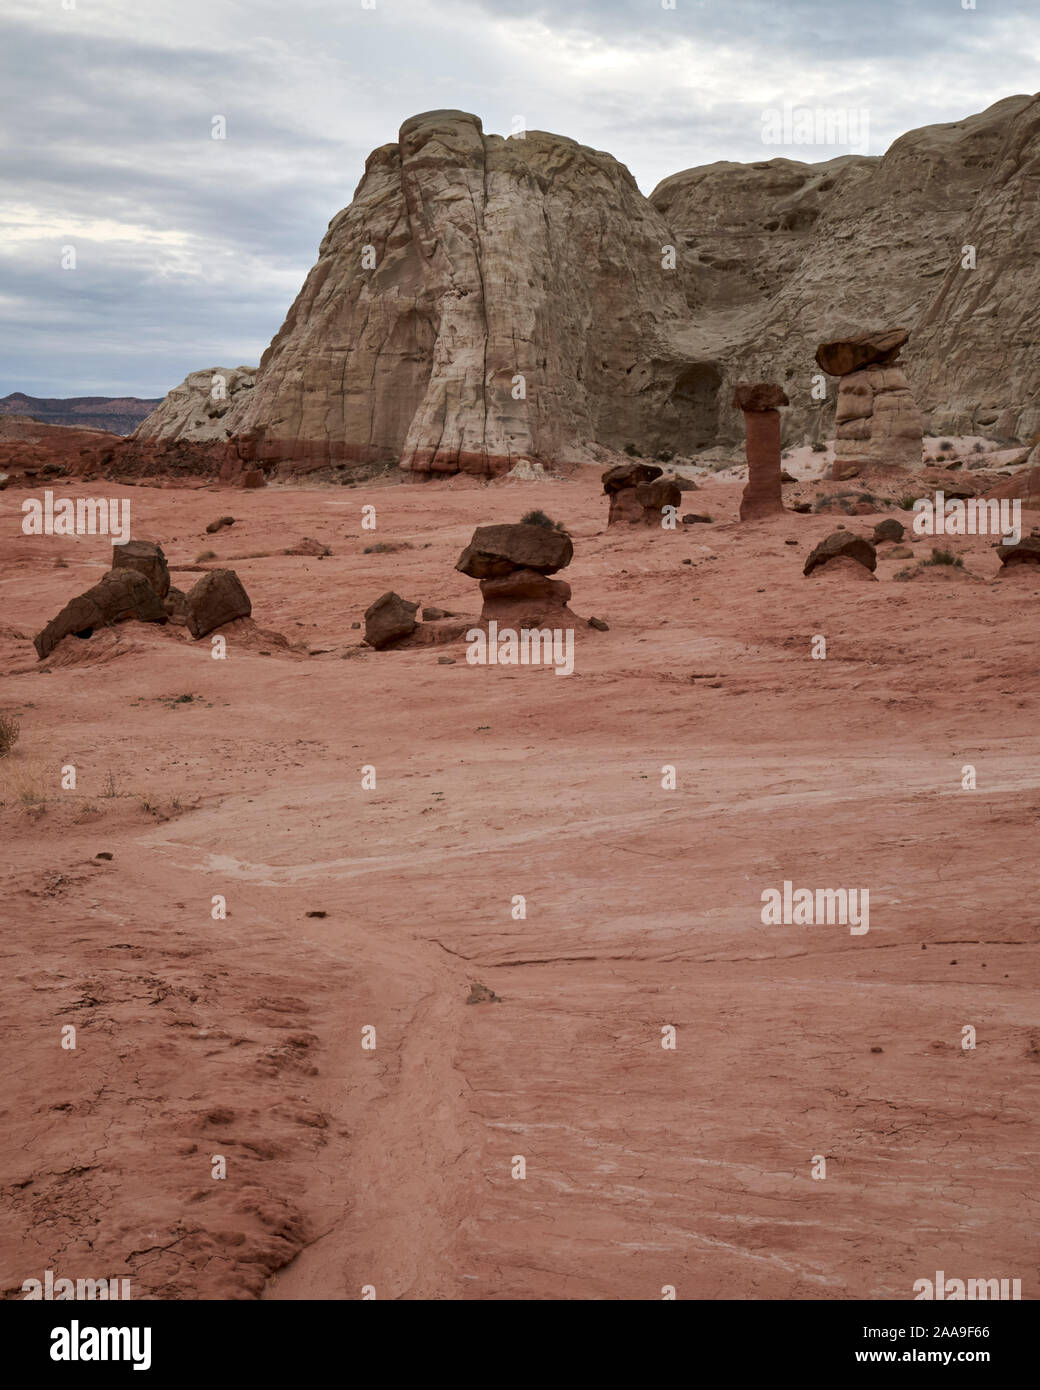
xmin=0 ymin=391 xmax=162 ymax=436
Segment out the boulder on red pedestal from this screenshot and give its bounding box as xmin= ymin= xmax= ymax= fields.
xmin=456 ymin=523 xmax=573 ymax=578
xmin=602 ymin=462 xmax=662 ymax=494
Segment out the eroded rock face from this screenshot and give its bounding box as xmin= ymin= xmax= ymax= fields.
xmin=652 ymin=94 xmax=1040 ymax=445
xmin=364 ymin=591 xmax=419 ymax=649
xmin=133 ymin=113 xmax=694 ymax=478
xmin=185 ymin=570 xmax=252 ymax=639
xmin=803 ymin=531 xmax=878 ymax=576
xmin=110 ymin=540 xmax=170 ymax=599
xmin=129 ymin=95 xmax=1040 ymax=476
xmin=456 ymin=523 xmax=573 ymax=578
xmin=34 ymin=569 xmax=165 ymax=659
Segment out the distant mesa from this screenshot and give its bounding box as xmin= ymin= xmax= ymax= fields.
xmin=0 ymin=392 xmax=160 ymax=436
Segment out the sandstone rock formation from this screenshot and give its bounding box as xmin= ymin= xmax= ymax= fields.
xmin=184 ymin=570 xmax=252 ymax=639
xmin=652 ymin=93 xmax=1040 ymax=445
xmin=803 ymin=531 xmax=878 ymax=576
xmin=128 ymin=95 xmax=1040 ymax=477
xmin=364 ymin=592 xmax=419 ymax=649
xmin=110 ymin=540 xmax=170 ymax=599
xmin=873 ymin=518 xmax=906 ymax=543
xmin=602 ymin=463 xmax=681 ymax=525
xmin=456 ymin=522 xmax=576 ymax=626
xmin=817 ymin=329 xmax=923 ymax=470
xmin=734 ymin=382 xmax=788 ymax=521
xmin=995 ymin=536 xmax=1040 ymax=567
xmin=34 ymin=569 xmax=165 ymax=659
xmin=455 ymin=523 xmax=573 ymax=577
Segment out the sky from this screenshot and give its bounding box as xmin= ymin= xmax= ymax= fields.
xmin=1 ymin=0 xmax=1037 ymax=398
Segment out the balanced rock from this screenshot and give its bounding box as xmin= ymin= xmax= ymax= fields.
xmin=34 ymin=568 xmax=165 ymax=659
xmin=816 ymin=328 xmax=909 ymax=377
xmin=110 ymin=539 xmax=170 ymax=599
xmin=821 ymin=330 xmax=923 ymax=470
xmin=603 ymin=463 xmax=680 ymax=525
xmin=803 ymin=531 xmax=878 ymax=576
xmin=364 ymin=591 xmax=419 ymax=648
xmin=456 ymin=523 xmax=573 ymax=578
xmin=602 ymin=462 xmax=662 ymax=494
xmin=185 ymin=569 xmax=251 ymax=639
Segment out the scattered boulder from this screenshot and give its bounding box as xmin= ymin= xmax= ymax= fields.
xmin=873 ymin=518 xmax=905 ymax=543
xmin=110 ymin=539 xmax=170 ymax=599
xmin=240 ymin=469 xmax=266 ymax=489
xmin=0 ymin=473 xmax=9 ymax=490
xmin=34 ymin=568 xmax=166 ymax=659
xmin=422 ymin=606 xmax=453 ymax=620
xmin=363 ymin=591 xmax=419 ymax=648
xmin=996 ymin=536 xmax=1040 ymax=567
xmin=185 ymin=569 xmax=252 ymax=639
xmin=205 ymin=516 xmax=235 ymax=534
xmin=456 ymin=523 xmax=573 ymax=578
xmin=889 ymin=545 xmax=914 ymax=559
xmin=682 ymin=513 xmax=713 ymax=524
xmin=588 ymin=617 xmax=609 ymax=631
xmin=803 ymin=531 xmax=878 ymax=577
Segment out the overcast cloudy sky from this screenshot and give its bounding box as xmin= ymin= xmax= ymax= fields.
xmin=1 ymin=0 xmax=1037 ymax=398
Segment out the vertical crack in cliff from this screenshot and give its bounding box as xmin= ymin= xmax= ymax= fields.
xmin=473 ymin=135 xmax=491 ymax=463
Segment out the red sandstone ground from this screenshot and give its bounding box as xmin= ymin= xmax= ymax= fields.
xmin=1 ymin=469 xmax=1038 ymax=1301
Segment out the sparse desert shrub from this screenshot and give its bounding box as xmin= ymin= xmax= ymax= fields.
xmin=897 ymin=495 xmax=923 ymax=511
xmin=923 ymin=547 xmax=963 ymax=568
xmin=656 ymin=449 xmax=674 ymax=463
xmin=940 ymin=440 xmax=954 ymax=452
xmin=973 ymin=442 xmax=984 ymax=454
xmin=811 ymin=442 xmax=827 ymax=452
xmin=520 ymin=509 xmax=567 ymax=532
xmin=195 ymin=549 xmax=217 ymax=562
xmin=102 ymin=770 xmax=117 ymax=798
xmin=893 ymin=567 xmax=916 ymax=582
xmin=0 ymin=712 xmax=20 ymax=757
xmin=54 ymin=556 xmax=69 ymax=569
xmin=623 ymin=443 xmax=641 ymax=458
